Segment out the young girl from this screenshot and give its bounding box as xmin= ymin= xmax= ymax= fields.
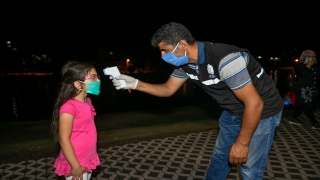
xmin=51 ymin=61 xmax=101 ymax=180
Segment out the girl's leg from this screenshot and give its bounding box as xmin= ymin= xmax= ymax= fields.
xmin=84 ymin=172 xmax=92 ymax=180
xmin=65 ymin=171 xmax=92 ymax=180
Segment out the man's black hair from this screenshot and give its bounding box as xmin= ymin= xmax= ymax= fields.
xmin=151 ymin=22 xmax=196 ymax=47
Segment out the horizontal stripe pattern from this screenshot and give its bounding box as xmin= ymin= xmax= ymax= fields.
xmin=219 ymin=52 xmax=251 ymax=90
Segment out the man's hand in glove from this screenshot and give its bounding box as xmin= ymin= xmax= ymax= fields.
xmin=112 ymin=74 xmax=138 ymax=90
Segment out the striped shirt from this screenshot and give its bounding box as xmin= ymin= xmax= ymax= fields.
xmin=171 ymin=45 xmax=251 ymax=90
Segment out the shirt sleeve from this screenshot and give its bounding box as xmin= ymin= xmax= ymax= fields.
xmin=219 ymin=52 xmax=251 ymax=90
xmin=60 ymin=101 xmax=76 ymax=116
xmin=171 ymin=68 xmax=189 ymax=79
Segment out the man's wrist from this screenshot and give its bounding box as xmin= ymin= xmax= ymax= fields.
xmin=235 ymin=138 xmax=249 ymax=146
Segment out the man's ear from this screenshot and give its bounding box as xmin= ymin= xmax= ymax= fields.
xmin=178 ymin=40 xmax=189 ymax=50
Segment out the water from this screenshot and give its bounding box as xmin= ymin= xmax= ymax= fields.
xmin=0 ymin=68 xmax=291 ymax=122
xmin=0 ymin=74 xmax=58 ymax=121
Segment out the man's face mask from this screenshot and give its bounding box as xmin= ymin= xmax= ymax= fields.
xmin=304 ymin=57 xmax=317 ymax=64
xmin=78 ymin=80 xmax=101 ymax=95
xmin=161 ymin=43 xmax=188 ymax=66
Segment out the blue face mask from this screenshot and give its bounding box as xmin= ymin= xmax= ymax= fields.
xmin=304 ymin=57 xmax=317 ymax=64
xmin=78 ymin=81 xmax=101 ymax=95
xmin=161 ymin=43 xmax=188 ymax=66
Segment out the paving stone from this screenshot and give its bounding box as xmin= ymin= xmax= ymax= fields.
xmin=1 ymin=113 xmax=320 ymax=180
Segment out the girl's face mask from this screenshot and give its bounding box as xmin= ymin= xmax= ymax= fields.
xmin=78 ymin=74 xmax=101 ymax=95
xmin=78 ymin=80 xmax=101 ymax=95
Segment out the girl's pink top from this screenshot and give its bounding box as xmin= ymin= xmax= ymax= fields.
xmin=53 ymin=98 xmax=100 ymax=176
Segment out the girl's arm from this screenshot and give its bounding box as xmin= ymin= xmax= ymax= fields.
xmin=59 ymin=113 xmax=87 ymax=178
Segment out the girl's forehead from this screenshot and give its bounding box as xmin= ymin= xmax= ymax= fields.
xmin=88 ymin=68 xmax=97 ymax=75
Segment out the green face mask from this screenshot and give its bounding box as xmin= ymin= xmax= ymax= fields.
xmin=78 ymin=80 xmax=101 ymax=95
xmin=304 ymin=57 xmax=317 ymax=64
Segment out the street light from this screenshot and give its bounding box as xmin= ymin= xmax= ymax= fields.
xmin=7 ymin=41 xmax=11 ymax=48
xmin=126 ymin=59 xmax=130 ymax=68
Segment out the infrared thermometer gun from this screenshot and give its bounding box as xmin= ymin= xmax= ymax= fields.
xmin=103 ymin=66 xmax=126 ymax=88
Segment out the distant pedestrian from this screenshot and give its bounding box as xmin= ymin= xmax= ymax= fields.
xmin=51 ymin=61 xmax=101 ymax=180
xmin=288 ymin=50 xmax=320 ymax=129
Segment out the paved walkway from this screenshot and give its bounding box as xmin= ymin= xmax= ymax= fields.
xmin=1 ymin=114 xmax=320 ymax=180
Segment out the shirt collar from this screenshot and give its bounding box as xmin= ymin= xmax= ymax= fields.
xmin=197 ymin=41 xmax=205 ymax=64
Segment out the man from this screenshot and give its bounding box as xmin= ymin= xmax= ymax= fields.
xmin=288 ymin=50 xmax=320 ymax=129
xmin=111 ymin=22 xmax=283 ymax=180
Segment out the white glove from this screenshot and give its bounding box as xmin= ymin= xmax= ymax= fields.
xmin=112 ymin=74 xmax=138 ymax=90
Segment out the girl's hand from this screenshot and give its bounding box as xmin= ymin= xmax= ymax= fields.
xmin=68 ymin=166 xmax=88 ymax=180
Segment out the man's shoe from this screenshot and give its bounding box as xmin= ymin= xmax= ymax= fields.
xmin=312 ymin=123 xmax=320 ymax=129
xmin=288 ymin=118 xmax=302 ymax=126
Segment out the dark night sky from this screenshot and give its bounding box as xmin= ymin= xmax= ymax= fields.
xmin=1 ymin=1 xmax=319 ymax=62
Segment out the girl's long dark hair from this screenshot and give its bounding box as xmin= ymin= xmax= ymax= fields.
xmin=51 ymin=61 xmax=94 ymax=142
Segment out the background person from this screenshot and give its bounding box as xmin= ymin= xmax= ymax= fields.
xmin=289 ymin=50 xmax=320 ymax=129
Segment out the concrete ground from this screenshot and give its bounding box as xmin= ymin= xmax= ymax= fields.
xmin=1 ymin=111 xmax=320 ymax=180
